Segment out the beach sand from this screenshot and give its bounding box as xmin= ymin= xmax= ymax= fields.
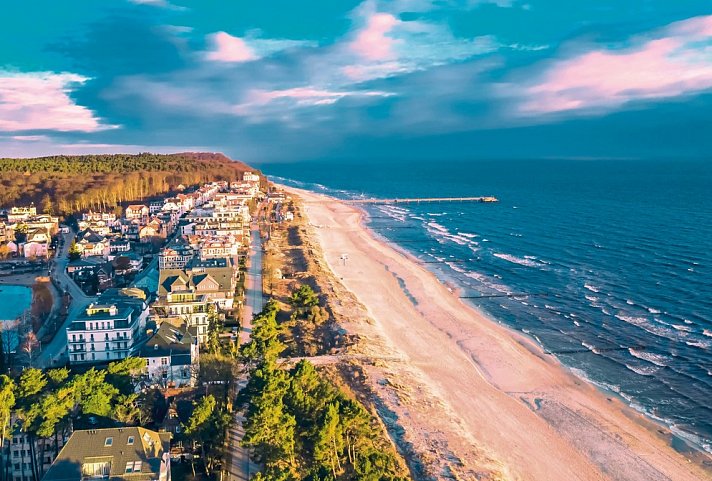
xmin=284 ymin=186 xmax=712 ymax=481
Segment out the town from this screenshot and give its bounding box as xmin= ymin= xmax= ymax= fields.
xmin=0 ymin=171 xmax=303 ymax=481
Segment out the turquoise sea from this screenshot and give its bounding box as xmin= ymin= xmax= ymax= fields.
xmin=259 ymin=157 xmax=712 ymax=453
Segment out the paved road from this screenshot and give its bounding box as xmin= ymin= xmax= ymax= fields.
xmin=228 ymin=220 xmax=264 ymax=481
xmin=239 ymin=224 xmax=264 ymax=345
xmin=37 ymin=231 xmax=96 ymax=367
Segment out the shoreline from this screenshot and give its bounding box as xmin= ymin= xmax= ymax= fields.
xmin=368 ymin=222 xmax=710 ymax=456
xmin=282 ymin=184 xmax=712 ymax=481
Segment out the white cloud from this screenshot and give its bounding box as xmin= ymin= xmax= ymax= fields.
xmin=0 ymin=71 xmax=116 ymax=132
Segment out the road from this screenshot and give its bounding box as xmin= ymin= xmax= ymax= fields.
xmin=239 ymin=224 xmax=264 ymax=345
xmin=37 ymin=231 xmax=96 ymax=368
xmin=227 ymin=221 xmax=263 ymax=481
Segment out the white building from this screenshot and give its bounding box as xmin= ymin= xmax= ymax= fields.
xmin=67 ymin=290 xmax=148 ymax=365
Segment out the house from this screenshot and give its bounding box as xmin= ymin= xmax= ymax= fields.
xmin=112 ymin=252 xmax=143 ymax=276
xmin=149 ymin=199 xmax=165 ymax=214
xmin=109 ymin=238 xmax=131 ymax=255
xmin=23 ymin=241 xmax=49 ymax=258
xmin=158 ymin=241 xmax=194 ymax=270
xmin=6 ymin=205 xmax=37 ymax=223
xmin=125 ymin=204 xmax=149 ymax=221
xmin=243 ymin=171 xmax=260 ymax=183
xmin=139 ymin=221 xmax=163 ymax=243
xmin=140 ymin=321 xmax=199 ymax=388
xmin=66 ymin=289 xmax=149 ymax=365
xmin=77 ymin=229 xmax=110 ymax=258
xmin=42 ymin=427 xmax=171 ymax=481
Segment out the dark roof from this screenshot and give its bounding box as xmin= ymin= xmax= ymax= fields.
xmin=42 ymin=427 xmax=170 ymax=481
xmin=140 ymin=322 xmax=194 ymax=361
xmin=158 ymin=265 xmax=232 ymax=296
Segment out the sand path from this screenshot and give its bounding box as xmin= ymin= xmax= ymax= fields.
xmin=287 ymin=186 xmax=711 ymax=481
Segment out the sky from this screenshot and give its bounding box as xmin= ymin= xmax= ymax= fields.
xmin=0 ymin=0 xmax=711 ymax=163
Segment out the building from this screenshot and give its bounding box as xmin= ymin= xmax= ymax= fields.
xmin=242 ymin=171 xmax=260 ymax=183
xmin=140 ymin=321 xmax=199 ymax=388
xmin=158 ymin=243 xmax=194 ymax=270
xmin=42 ymin=427 xmax=171 ymax=481
xmin=125 ymin=205 xmax=149 ymax=221
xmin=67 ymin=289 xmax=149 ymax=365
xmin=9 ymin=427 xmax=68 ymax=481
xmin=6 ymin=205 xmax=37 ymax=223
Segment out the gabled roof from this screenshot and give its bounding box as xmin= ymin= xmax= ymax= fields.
xmin=42 ymin=427 xmax=170 ymax=481
xmin=140 ymin=322 xmax=194 ymax=361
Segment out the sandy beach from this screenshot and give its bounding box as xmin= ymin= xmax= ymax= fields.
xmin=284 ymin=185 xmax=712 ymax=481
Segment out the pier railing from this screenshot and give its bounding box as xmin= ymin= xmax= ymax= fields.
xmin=343 ymin=196 xmax=498 ymax=204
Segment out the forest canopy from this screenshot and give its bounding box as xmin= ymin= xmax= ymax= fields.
xmin=0 ymin=152 xmax=259 ymax=214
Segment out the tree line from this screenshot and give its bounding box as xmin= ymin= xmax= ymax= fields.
xmin=0 ymin=357 xmax=147 ymax=481
xmin=0 ymin=152 xmax=258 ymax=214
xmin=239 ymin=298 xmax=408 ymax=481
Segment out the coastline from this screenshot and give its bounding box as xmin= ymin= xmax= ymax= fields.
xmin=281 ymin=184 xmax=712 ymax=481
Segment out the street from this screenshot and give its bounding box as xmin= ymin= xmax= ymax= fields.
xmin=36 ymin=231 xmax=96 ymax=368
xmin=227 ymin=220 xmax=264 ymax=481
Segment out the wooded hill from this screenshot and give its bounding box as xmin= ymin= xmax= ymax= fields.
xmin=0 ymin=152 xmax=259 ymax=214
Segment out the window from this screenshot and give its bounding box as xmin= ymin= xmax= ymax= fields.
xmin=125 ymin=461 xmax=142 ymax=473
xmin=160 ymin=358 xmax=168 ymax=366
xmin=82 ymin=461 xmax=110 ymax=478
xmin=127 ymin=436 xmax=134 ymax=445
xmin=104 ymin=437 xmax=113 ymax=446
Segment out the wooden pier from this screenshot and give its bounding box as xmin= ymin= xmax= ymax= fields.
xmin=344 ymin=196 xmax=498 ymax=205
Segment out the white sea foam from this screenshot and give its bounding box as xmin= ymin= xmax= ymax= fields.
xmin=672 ymin=324 xmax=692 ymax=332
xmin=584 ymin=283 xmax=601 ymax=293
xmin=647 ymin=307 xmax=662 ymax=314
xmin=685 ymin=340 xmax=711 ymax=349
xmin=458 ymin=232 xmax=478 ymax=238
xmin=626 ymin=364 xmax=661 ymax=376
xmin=703 ymin=329 xmax=712 ymax=338
xmin=584 ymin=294 xmax=598 ymax=303
xmin=573 ymin=320 xmax=581 ymax=327
xmin=628 ymin=348 xmax=670 ymax=367
xmin=493 ymin=252 xmax=541 ymax=268
xmin=626 ymin=299 xmax=635 ymax=305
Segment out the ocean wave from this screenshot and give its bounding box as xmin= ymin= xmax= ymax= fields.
xmin=672 ymin=324 xmax=693 ymax=332
xmin=584 ymin=294 xmax=598 ymax=303
xmin=628 ymin=348 xmax=671 ymax=367
xmin=493 ymin=252 xmax=543 ymax=268
xmin=458 ymin=232 xmax=478 ymax=238
xmin=626 ymin=299 xmax=635 ymax=305
xmin=616 ymin=313 xmax=683 ymax=340
xmin=703 ymin=329 xmax=712 ymax=338
xmin=647 ymin=307 xmax=662 ymax=314
xmin=584 ymin=283 xmax=601 ymax=293
xmin=581 ymin=341 xmax=601 ymax=354
xmin=685 ymin=340 xmax=711 ymax=349
xmin=625 ymin=363 xmax=661 ymax=376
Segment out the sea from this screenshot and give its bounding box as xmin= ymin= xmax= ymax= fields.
xmin=258 ymin=157 xmax=712 ymax=454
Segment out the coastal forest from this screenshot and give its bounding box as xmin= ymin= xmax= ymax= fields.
xmin=0 ymin=152 xmax=257 ymax=214
xmin=240 ymin=300 xmax=408 ymax=481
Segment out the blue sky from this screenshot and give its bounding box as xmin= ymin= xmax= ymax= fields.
xmin=0 ymin=0 xmax=710 ymax=162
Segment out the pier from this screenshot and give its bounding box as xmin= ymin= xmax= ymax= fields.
xmin=344 ymin=196 xmax=498 ymax=204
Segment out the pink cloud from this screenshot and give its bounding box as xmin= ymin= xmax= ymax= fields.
xmin=350 ymin=13 xmax=400 ymax=61
xmin=0 ymin=71 xmax=110 ymax=132
xmin=205 ymin=32 xmax=258 ymax=63
xmin=519 ymin=15 xmax=712 ymax=114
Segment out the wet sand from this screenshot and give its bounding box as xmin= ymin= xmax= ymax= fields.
xmin=286 ymin=185 xmax=712 ymax=481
